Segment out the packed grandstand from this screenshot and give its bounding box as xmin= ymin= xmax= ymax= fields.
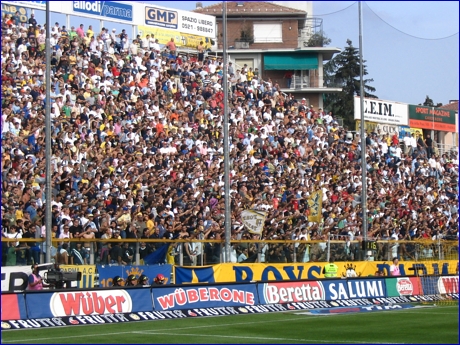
xmin=1 ymin=13 xmax=458 ymax=267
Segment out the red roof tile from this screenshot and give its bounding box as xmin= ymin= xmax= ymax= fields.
xmin=439 ymin=101 xmax=459 ymax=112
xmin=194 ymin=1 xmax=306 ymax=16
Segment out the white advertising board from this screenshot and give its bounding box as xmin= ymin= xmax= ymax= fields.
xmin=354 ymin=96 xmax=409 ymax=126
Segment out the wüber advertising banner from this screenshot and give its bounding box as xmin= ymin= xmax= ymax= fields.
xmin=408 ymin=104 xmax=457 ymax=132
xmin=174 ymin=261 xmax=458 ymax=284
xmin=25 ymin=288 xmax=152 ymax=318
xmin=354 ymin=96 xmax=409 ymax=126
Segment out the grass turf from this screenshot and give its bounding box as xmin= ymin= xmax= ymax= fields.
xmin=2 ymin=305 xmax=458 ymax=344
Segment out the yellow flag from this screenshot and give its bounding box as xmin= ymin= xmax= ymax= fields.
xmin=307 ymin=190 xmax=323 ymax=223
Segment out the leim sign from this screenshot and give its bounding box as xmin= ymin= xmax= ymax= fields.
xmin=73 ymin=1 xmax=133 ymax=22
xmin=354 ymin=96 xmax=409 ymax=126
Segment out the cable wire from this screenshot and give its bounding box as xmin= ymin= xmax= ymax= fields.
xmin=364 ymin=1 xmax=459 ymax=40
xmin=315 ymin=1 xmax=358 ymax=16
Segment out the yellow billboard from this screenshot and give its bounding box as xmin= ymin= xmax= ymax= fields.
xmin=409 ymin=127 xmax=424 ymax=140
xmin=355 ymin=120 xmax=379 ymax=133
xmin=138 ymin=25 xmax=215 ymax=50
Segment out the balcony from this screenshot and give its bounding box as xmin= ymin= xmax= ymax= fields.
xmin=264 ymin=70 xmax=343 ymax=92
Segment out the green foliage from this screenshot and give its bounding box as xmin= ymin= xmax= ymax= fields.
xmin=324 ymin=39 xmax=378 ymax=128
xmin=305 ymin=31 xmax=331 ymax=47
xmin=421 ymin=95 xmax=443 ymax=107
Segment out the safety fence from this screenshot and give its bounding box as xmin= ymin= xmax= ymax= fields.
xmin=2 ymin=271 xmax=458 ymax=328
xmin=2 ymin=238 xmax=458 ymax=267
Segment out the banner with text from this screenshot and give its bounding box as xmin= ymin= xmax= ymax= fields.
xmin=152 ymin=284 xmax=258 ymax=311
xmin=1 ymin=4 xmax=28 ymax=22
xmin=258 ymin=278 xmax=387 ymax=304
xmin=408 ymin=104 xmax=457 ymax=132
xmin=138 ymin=25 xmax=215 ymax=50
xmin=60 ymin=265 xmax=96 ymax=289
xmin=144 ymin=4 xmax=216 ymax=38
xmin=174 ymin=261 xmax=458 ymax=284
xmin=25 ymin=288 xmax=152 ymax=318
xmin=354 ymin=96 xmax=409 ymax=126
xmin=96 ymin=264 xmax=172 ymax=287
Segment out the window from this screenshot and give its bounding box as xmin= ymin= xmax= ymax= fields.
xmin=235 ymin=59 xmax=254 ymax=69
xmin=253 ymin=22 xmax=282 ymax=43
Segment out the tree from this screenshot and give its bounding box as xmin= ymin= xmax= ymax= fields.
xmin=323 ymin=39 xmax=377 ymax=129
xmin=421 ymin=95 xmax=443 ymax=107
xmin=305 ymin=31 xmax=331 ymax=47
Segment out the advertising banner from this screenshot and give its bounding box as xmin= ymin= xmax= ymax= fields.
xmin=354 ymin=97 xmax=409 ymax=126
xmin=72 ymin=1 xmax=133 ymax=22
xmin=138 ymin=26 xmax=215 ymax=50
xmin=1 ymin=266 xmax=32 ymax=292
xmin=25 ymin=288 xmax=153 ymax=318
xmin=174 ymin=261 xmax=458 ymax=284
xmin=408 ymin=104 xmax=457 ymax=132
xmin=1 ymin=4 xmax=28 ymax=22
xmin=96 ymin=264 xmax=172 ymax=287
xmin=1 ymin=294 xmax=28 ymax=321
xmin=152 ymin=284 xmax=257 ymax=311
xmin=258 ymin=278 xmax=386 ymax=304
xmin=437 ymin=276 xmax=459 ymax=294
xmin=310 ymin=303 xmax=415 ymax=314
xmin=60 ymin=265 xmax=96 ymax=289
xmin=385 ymin=277 xmax=422 ymax=297
xmin=144 ymin=4 xmax=216 ymax=38
xmin=1 ymin=0 xmax=45 ymax=10
xmin=409 ymin=127 xmax=424 ymax=140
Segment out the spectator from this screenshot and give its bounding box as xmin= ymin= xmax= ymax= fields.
xmin=0 ymin=13 xmax=457 ymax=270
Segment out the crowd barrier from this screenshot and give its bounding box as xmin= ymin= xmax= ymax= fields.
xmin=1 ymin=265 xmax=458 ymax=329
xmin=1 ymin=264 xmax=172 ymax=292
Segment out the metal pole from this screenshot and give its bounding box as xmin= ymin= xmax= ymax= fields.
xmin=222 ymin=1 xmax=231 ymax=263
xmin=358 ymin=2 xmax=368 ymax=242
xmin=45 ymin=1 xmax=52 ymax=263
xmin=326 ymin=233 xmax=331 ymax=262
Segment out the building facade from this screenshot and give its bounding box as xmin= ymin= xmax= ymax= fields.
xmin=194 ymin=1 xmax=342 ymax=109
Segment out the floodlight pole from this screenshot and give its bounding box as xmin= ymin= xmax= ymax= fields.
xmin=45 ymin=0 xmax=52 ymax=263
xmin=359 ymin=2 xmax=368 ymax=242
xmin=222 ymin=1 xmax=232 ymax=263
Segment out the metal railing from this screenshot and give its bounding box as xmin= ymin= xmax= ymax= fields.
xmin=2 ymin=238 xmax=458 ymax=267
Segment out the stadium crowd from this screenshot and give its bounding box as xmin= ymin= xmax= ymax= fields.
xmin=1 ymin=14 xmax=458 ymax=267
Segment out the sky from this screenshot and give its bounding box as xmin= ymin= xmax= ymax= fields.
xmin=31 ymin=1 xmax=459 ymax=106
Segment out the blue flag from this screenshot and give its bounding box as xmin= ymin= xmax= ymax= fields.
xmin=144 ymin=243 xmax=170 ymax=265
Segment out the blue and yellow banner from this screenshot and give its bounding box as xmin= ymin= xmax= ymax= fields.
xmin=175 ymin=261 xmax=458 ymax=284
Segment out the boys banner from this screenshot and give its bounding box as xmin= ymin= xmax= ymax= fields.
xmin=96 ymin=265 xmax=172 ymax=287
xmin=174 ymin=261 xmax=458 ymax=284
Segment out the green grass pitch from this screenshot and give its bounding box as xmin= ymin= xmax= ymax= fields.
xmin=2 ymin=305 xmax=458 ymax=344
